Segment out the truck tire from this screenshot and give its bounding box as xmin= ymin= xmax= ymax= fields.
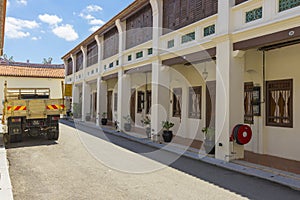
xmin=9 ymin=134 xmax=16 ymax=143
xmin=53 ymin=131 xmax=59 ymax=140
xmin=53 ymin=124 xmax=59 ymax=140
xmin=16 ymin=134 xmax=23 ymax=142
xmin=47 ymin=132 xmax=54 ymax=140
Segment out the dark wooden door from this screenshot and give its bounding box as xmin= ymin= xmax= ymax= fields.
xmin=206 ymin=81 xmax=216 ymax=128
xmin=107 ymin=91 xmax=113 ymax=121
xmin=130 ymin=89 xmax=136 ymax=123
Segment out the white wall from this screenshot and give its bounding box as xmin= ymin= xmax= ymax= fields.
xmin=244 ymin=44 xmax=300 ymax=161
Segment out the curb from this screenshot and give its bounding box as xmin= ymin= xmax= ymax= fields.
xmin=61 ymin=119 xmax=300 ymax=191
xmin=0 ymin=134 xmax=14 ymax=200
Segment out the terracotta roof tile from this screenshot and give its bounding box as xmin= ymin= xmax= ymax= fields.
xmin=0 ymin=65 xmax=65 ymax=78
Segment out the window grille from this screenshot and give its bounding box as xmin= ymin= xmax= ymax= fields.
xmin=266 ymin=79 xmax=293 ymax=127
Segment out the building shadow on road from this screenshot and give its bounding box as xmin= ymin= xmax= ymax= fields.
xmin=64 ymin=120 xmax=300 ymax=200
xmin=5 ymin=136 xmax=58 ymax=149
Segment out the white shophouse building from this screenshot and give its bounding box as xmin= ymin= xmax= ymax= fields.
xmin=63 ymin=0 xmax=300 ymax=173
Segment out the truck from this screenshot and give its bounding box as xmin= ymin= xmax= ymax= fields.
xmin=2 ymin=81 xmax=66 ymax=143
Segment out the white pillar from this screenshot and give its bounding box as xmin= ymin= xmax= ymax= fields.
xmin=215 ymin=38 xmax=244 ymax=161
xmin=150 ymin=0 xmax=163 ymax=55
xmin=217 ymin=0 xmax=234 ymax=35
xmin=99 ymin=80 xmax=107 ymax=121
xmin=96 ymin=77 xmax=101 ymax=126
xmin=151 ymin=60 xmax=170 ymax=142
xmin=81 ymin=46 xmax=87 ymax=75
xmin=115 ymin=19 xmax=126 ymax=64
xmin=82 ymin=81 xmax=91 ymax=121
xmin=117 ymin=71 xmax=131 ymax=131
xmin=71 ymin=54 xmax=76 ymax=78
xmin=72 ymin=84 xmax=80 ymax=115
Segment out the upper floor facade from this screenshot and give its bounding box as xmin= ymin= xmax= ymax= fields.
xmin=62 ymin=0 xmax=300 ymax=83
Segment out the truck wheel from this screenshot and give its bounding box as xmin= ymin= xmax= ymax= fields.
xmin=52 ymin=124 xmax=59 ymax=140
xmin=52 ymin=131 xmax=59 ymax=140
xmin=9 ymin=135 xmax=16 ymax=143
xmin=47 ymin=132 xmax=54 ymax=140
xmin=16 ymin=134 xmax=23 ymax=142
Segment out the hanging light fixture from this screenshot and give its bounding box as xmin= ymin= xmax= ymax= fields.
xmin=202 ymin=62 xmax=208 ymax=81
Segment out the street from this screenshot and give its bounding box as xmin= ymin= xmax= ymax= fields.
xmin=6 ymin=123 xmax=300 ymax=200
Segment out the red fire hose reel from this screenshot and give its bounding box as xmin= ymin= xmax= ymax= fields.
xmin=230 ymin=124 xmax=252 ymax=145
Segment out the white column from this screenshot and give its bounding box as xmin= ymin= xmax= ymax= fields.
xmin=263 ymin=0 xmax=277 ymax=21
xmin=63 ymin=59 xmax=68 ymax=77
xmin=99 ymin=80 xmax=107 ymax=121
xmin=151 ymin=60 xmax=170 ymax=142
xmin=150 ymin=0 xmax=163 ymax=55
xmin=217 ymin=0 xmax=234 ymax=35
xmin=82 ymin=81 xmax=91 ymax=121
xmin=81 ymin=46 xmax=87 ymax=75
xmin=94 ymin=35 xmax=101 ymax=64
xmin=117 ymin=71 xmax=131 ymax=131
xmin=115 ymin=19 xmax=126 ymax=64
xmin=215 ymin=38 xmax=244 ymax=161
xmin=72 ymin=84 xmax=80 ymax=115
xmin=96 ymin=77 xmax=101 ymax=126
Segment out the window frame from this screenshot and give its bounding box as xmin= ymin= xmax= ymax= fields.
xmin=266 ymin=79 xmax=293 ymax=128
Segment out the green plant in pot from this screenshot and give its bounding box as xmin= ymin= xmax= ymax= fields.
xmin=141 ymin=116 xmax=151 ymax=138
xmin=72 ymin=103 xmax=82 ymax=118
xmin=123 ymin=115 xmax=132 ymax=131
xmin=101 ymin=112 xmax=108 ymax=125
xmin=202 ymin=127 xmax=215 ymax=154
xmin=162 ymin=120 xmax=174 ymax=143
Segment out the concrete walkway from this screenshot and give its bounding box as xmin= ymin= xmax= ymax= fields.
xmin=0 ymin=134 xmax=14 ymax=200
xmin=61 ymin=119 xmax=300 ymax=191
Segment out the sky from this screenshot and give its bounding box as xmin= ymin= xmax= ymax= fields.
xmin=3 ymin=0 xmax=134 ymax=64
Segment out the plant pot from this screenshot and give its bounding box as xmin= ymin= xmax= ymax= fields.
xmin=146 ymin=127 xmax=151 ymax=138
xmin=101 ymin=118 xmax=107 ymax=125
xmin=124 ymin=123 xmax=131 ymax=131
xmin=204 ymin=139 xmax=215 ymax=154
xmin=162 ymin=130 xmax=173 ymax=143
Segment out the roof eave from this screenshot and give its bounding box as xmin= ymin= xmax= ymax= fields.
xmin=0 ymin=0 xmax=7 ymax=56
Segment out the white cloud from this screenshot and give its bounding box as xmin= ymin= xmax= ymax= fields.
xmin=31 ymin=36 xmax=42 ymax=40
xmin=52 ymin=24 xmax=78 ymax=41
xmin=89 ymin=19 xmax=105 ymax=25
xmin=39 ymin=14 xmax=62 ymax=26
xmin=86 ymin=5 xmax=103 ymax=12
xmin=79 ymin=5 xmax=105 ymax=31
xmin=7 ymin=0 xmax=10 ymax=8
xmin=17 ymin=0 xmax=27 ymax=6
xmin=89 ymin=26 xmax=100 ymax=32
xmin=79 ymin=13 xmax=94 ymax=20
xmin=5 ymin=17 xmax=39 ymax=39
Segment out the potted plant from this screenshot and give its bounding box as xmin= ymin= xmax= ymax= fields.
xmin=141 ymin=116 xmax=151 ymax=138
xmin=162 ymin=120 xmax=174 ymax=142
xmin=202 ymin=127 xmax=215 ymax=154
xmin=72 ymin=103 xmax=82 ymax=118
xmin=123 ymin=115 xmax=132 ymax=131
xmin=101 ymin=112 xmax=108 ymax=125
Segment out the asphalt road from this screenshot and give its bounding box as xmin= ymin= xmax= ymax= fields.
xmin=6 ymin=122 xmax=300 ymax=200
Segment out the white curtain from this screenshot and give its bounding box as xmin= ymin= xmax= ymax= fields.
xmin=282 ymin=90 xmax=291 ymax=123
xmin=271 ymin=91 xmax=280 ymax=123
xmin=247 ymin=91 xmax=252 ymax=115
